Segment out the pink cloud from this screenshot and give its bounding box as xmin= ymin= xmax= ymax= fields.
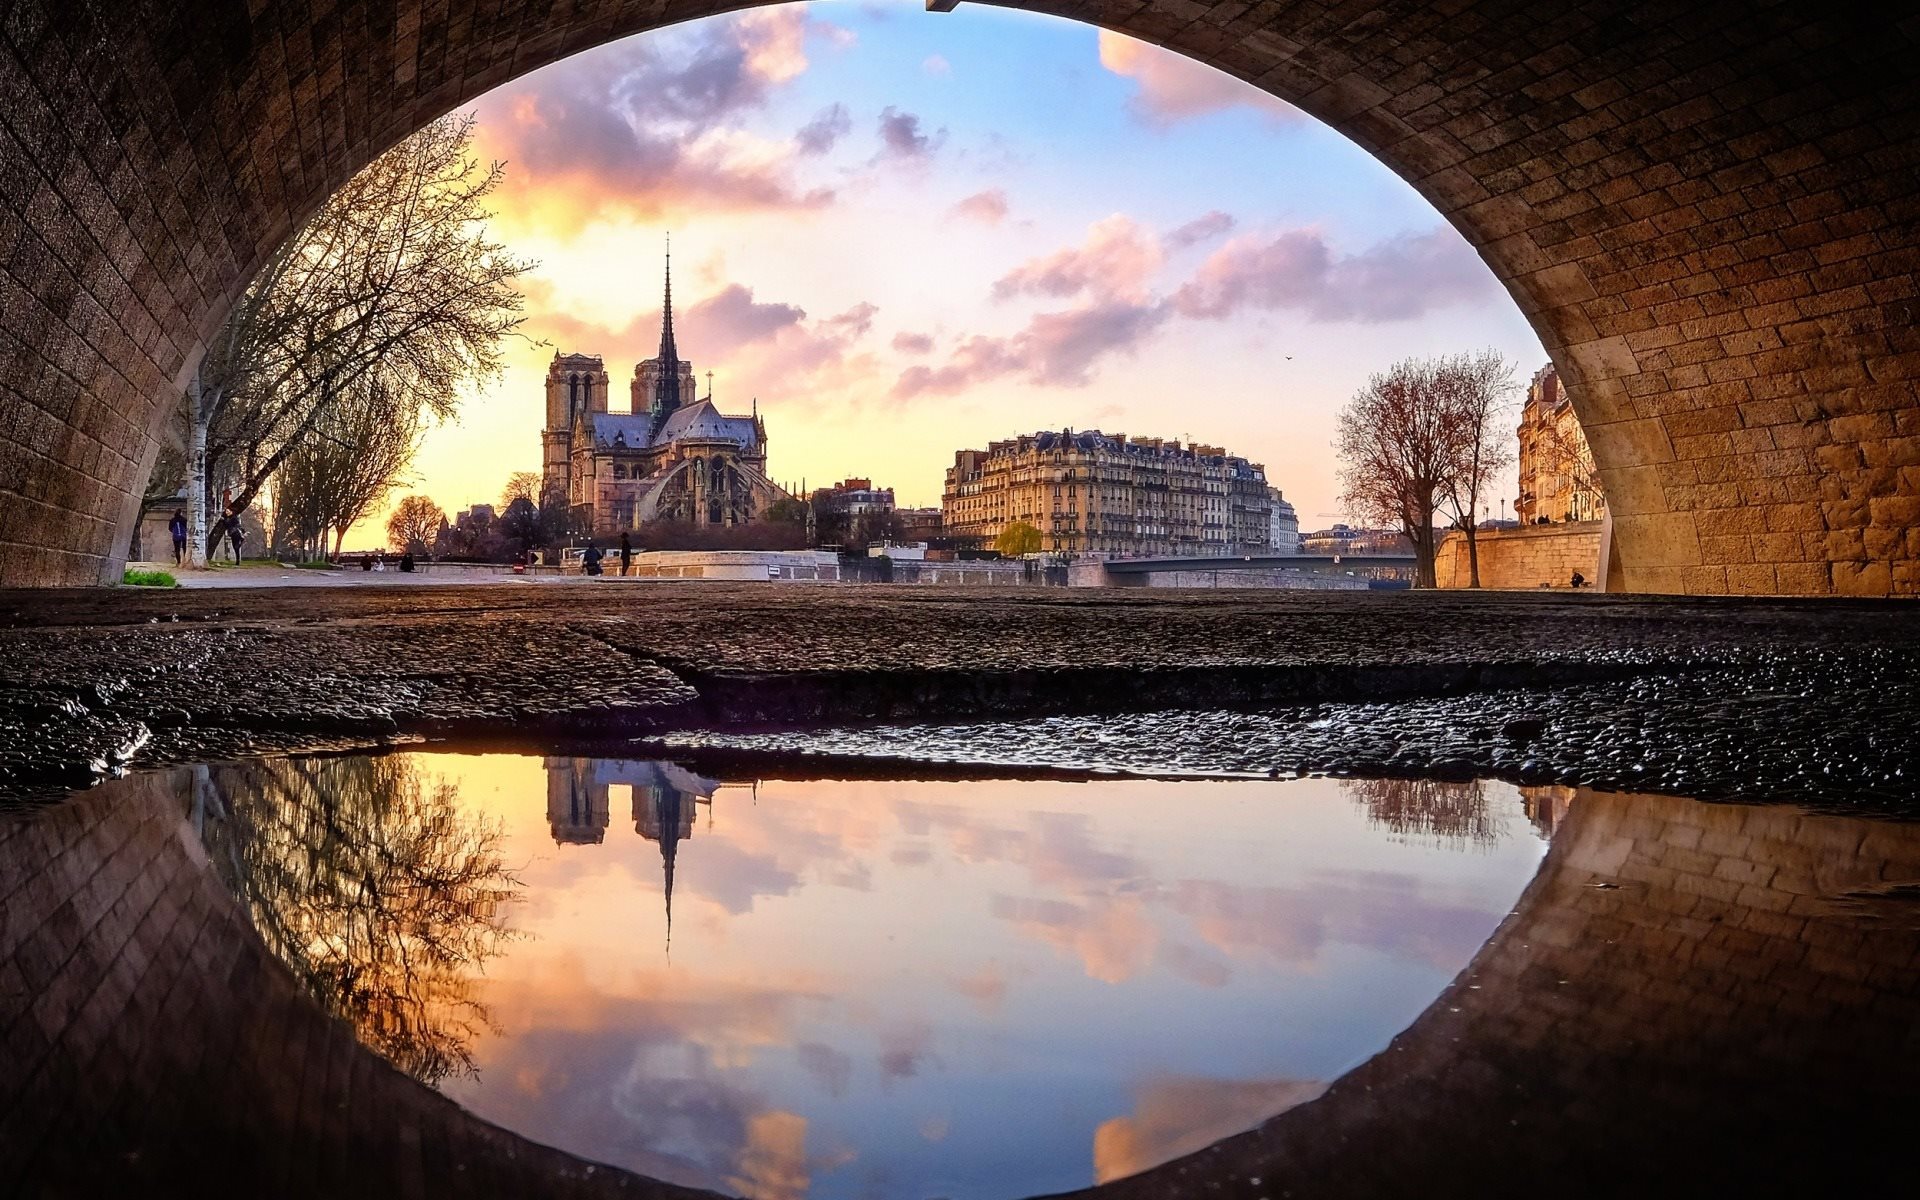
xmin=472 ymin=11 xmax=844 ymax=232
xmin=876 ymin=106 xmax=945 ymax=161
xmin=524 ymin=280 xmax=880 ymax=409
xmin=992 ymin=214 xmax=1162 ymax=303
xmin=896 ymin=216 xmax=1491 ymax=399
xmin=794 ymin=104 xmax=852 ymax=155
xmin=1097 ymin=31 xmax=1305 ymax=128
xmin=1166 ymin=210 xmax=1236 ymax=250
xmin=892 ymin=300 xmax=1168 ymax=398
xmin=949 ymin=188 xmax=1010 ymax=225
xmin=891 ymin=331 xmax=935 ymax=355
xmin=1172 ymin=226 xmax=1494 ymax=323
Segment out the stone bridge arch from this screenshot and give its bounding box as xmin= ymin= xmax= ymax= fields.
xmin=0 ymin=1 xmax=1915 ymax=593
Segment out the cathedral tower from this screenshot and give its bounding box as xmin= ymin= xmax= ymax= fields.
xmin=542 ymin=352 xmax=608 ymax=505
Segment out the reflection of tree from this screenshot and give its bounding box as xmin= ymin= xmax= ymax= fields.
xmin=194 ymin=755 xmax=520 ymax=1083
xmin=1345 ymin=778 xmax=1497 ymax=848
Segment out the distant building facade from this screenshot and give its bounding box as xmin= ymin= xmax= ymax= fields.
xmin=1268 ymin=488 xmax=1300 ymax=554
xmin=941 ymin=429 xmax=1277 ymax=556
xmin=1515 ymin=363 xmax=1606 ymax=523
xmin=541 ymin=255 xmax=791 ymax=537
xmin=1299 ymin=524 xmax=1415 ymax=556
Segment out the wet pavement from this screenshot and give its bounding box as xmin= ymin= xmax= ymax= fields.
xmin=1 ymin=584 xmax=1916 ymax=810
xmin=4 ymin=584 xmax=1920 ymax=1196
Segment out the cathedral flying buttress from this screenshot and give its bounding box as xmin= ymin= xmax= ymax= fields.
xmin=539 ymin=250 xmax=794 ymax=536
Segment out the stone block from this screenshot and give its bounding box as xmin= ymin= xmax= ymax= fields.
xmin=1831 ymin=560 xmax=1891 ymax=596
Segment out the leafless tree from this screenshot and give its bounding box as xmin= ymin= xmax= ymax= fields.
xmin=1336 ymin=359 xmax=1453 ymax=587
xmin=194 ymin=755 xmax=520 ymax=1083
xmin=1336 ymin=353 xmax=1518 ymax=588
xmin=387 ymin=495 xmax=447 ymax=554
xmin=1437 ymin=350 xmax=1518 ymax=588
xmin=273 ymin=378 xmax=428 ymax=560
xmin=1344 ymin=777 xmax=1498 ymax=849
xmin=184 ymin=113 xmax=531 ymax=564
xmin=501 ymin=471 xmax=542 ymax=511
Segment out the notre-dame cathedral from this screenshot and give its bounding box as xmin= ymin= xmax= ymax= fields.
xmin=540 ymin=253 xmax=792 ymax=534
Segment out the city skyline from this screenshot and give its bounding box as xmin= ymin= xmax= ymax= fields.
xmin=341 ymin=1 xmax=1545 ymax=547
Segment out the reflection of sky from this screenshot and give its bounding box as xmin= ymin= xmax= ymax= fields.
xmin=416 ymin=754 xmax=1547 ymax=1198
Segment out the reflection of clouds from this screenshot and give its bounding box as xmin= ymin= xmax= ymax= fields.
xmin=796 ymin=1042 xmax=852 ymax=1098
xmin=728 ymin=1111 xmax=811 ymax=1200
xmin=1174 ymin=871 xmax=1502 ymax=973
xmin=877 ymin=1021 xmax=941 ymax=1091
xmin=992 ymin=894 xmax=1159 ymax=984
xmin=1157 ymin=939 xmax=1233 ymax=988
xmin=946 ymin=962 xmax=1009 ymax=1013
xmin=1094 ymin=1075 xmax=1326 ymax=1184
xmin=464 ymin=957 xmax=824 ymax=1192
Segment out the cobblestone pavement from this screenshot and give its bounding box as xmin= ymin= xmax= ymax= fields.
xmin=2 ymin=583 xmax=1916 ymax=810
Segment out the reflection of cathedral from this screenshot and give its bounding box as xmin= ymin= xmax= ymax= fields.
xmin=543 ymin=758 xmax=723 ymax=941
xmin=539 ymin=252 xmax=793 ymax=535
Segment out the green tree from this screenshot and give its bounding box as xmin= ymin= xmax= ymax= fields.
xmin=995 ymin=520 xmax=1044 ymax=557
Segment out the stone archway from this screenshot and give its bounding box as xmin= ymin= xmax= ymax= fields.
xmin=0 ymin=1 xmax=1915 ymax=593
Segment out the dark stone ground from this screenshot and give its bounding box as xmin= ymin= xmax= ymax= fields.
xmin=2 ymin=582 xmax=1915 ymax=811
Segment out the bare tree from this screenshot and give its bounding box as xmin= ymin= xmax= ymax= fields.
xmin=1336 ymin=360 xmax=1453 ymax=587
xmin=501 ymin=471 xmax=542 ymax=511
xmin=387 ymin=495 xmax=447 ymax=554
xmin=274 ymin=378 xmax=428 ymax=560
xmin=184 ymin=113 xmax=531 ymax=564
xmin=194 ymin=755 xmax=520 ymax=1083
xmin=1437 ymin=350 xmax=1518 ymax=588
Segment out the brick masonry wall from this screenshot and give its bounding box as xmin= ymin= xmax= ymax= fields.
xmin=1436 ymin=521 xmax=1602 ymax=589
xmin=0 ymin=1 xmax=1915 ymax=593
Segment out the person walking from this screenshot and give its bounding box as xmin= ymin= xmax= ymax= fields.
xmin=225 ymin=512 xmax=246 ymax=564
xmin=619 ymin=531 xmax=632 ymax=577
xmin=168 ymin=508 xmax=188 ymax=566
xmin=583 ymin=542 xmax=603 ymax=577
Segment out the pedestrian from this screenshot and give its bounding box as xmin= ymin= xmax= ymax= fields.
xmin=583 ymin=542 xmax=603 ymax=576
xmin=619 ymin=531 xmax=632 ymax=577
xmin=226 ymin=513 xmax=246 ymax=564
xmin=1570 ymin=570 xmax=1586 ymax=589
xmin=168 ymin=508 xmax=188 ymax=566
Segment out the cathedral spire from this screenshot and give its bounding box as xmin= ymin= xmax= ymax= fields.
xmin=655 ymin=235 xmax=682 ymax=418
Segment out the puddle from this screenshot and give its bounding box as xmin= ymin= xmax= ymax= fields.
xmin=185 ymin=751 xmax=1550 ymax=1198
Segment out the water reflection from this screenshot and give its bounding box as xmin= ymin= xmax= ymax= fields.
xmin=193 ymin=755 xmax=520 ymax=1083
xmin=197 ymin=758 xmax=1549 ymax=1198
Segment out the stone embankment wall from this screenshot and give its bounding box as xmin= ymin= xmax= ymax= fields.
xmin=1437 ymin=523 xmax=1602 ymax=590
xmin=1067 ymin=562 xmax=1371 ymax=590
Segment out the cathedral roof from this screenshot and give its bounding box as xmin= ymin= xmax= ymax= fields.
xmin=589 ymin=399 xmax=759 ymax=452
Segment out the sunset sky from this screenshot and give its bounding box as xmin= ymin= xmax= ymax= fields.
xmin=355 ymin=1 xmax=1546 ymax=545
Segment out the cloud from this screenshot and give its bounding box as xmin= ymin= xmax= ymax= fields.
xmin=1097 ymin=30 xmax=1305 ymax=128
xmin=524 ymin=280 xmax=882 ymax=415
xmin=993 ymin=214 xmax=1162 ymax=303
xmin=876 ymin=106 xmax=945 ymax=161
xmin=894 ymin=215 xmax=1490 ymax=399
xmin=1094 ymin=1075 xmax=1327 ymax=1184
xmin=922 ymin=53 xmax=952 ymax=77
xmin=1166 ymin=210 xmax=1237 ymax=250
xmin=795 ymin=103 xmax=852 ymax=155
xmin=473 ymin=10 xmax=844 ymax=233
xmin=891 ymin=331 xmax=935 ymax=355
xmin=950 ymin=188 xmax=1010 ymax=225
xmin=1171 ymin=226 xmax=1494 ymax=323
